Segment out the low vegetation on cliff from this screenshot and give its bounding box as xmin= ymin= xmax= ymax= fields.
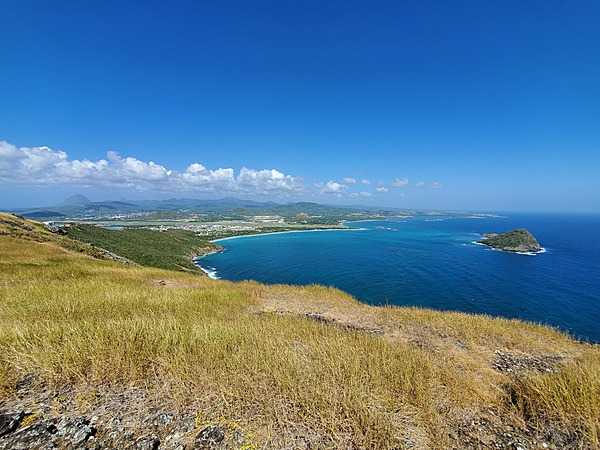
xmin=0 ymin=214 xmax=598 ymax=449
xmin=66 ymin=224 xmax=217 ymax=272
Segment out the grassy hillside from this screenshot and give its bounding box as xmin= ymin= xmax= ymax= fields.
xmin=0 ymin=213 xmax=132 ymax=262
xmin=0 ymin=214 xmax=598 ymax=449
xmin=66 ymin=223 xmax=216 ymax=272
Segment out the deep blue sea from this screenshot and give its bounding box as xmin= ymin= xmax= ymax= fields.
xmin=198 ymin=214 xmax=600 ymax=342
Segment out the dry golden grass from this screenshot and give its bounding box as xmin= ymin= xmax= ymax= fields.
xmin=1 ymin=215 xmax=599 ymax=448
xmin=509 ymin=349 xmax=600 ymax=445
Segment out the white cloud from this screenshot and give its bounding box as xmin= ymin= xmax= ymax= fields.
xmin=180 ymin=163 xmax=235 ymax=190
xmin=105 ymin=151 xmax=172 ymax=183
xmin=0 ymin=140 xmax=440 ymax=200
xmin=238 ymin=167 xmax=302 ymax=193
xmin=320 ymin=180 xmax=346 ymax=194
xmin=0 ymin=140 xmax=302 ymax=195
xmin=350 ymin=191 xmax=372 ymax=198
xmin=391 ymin=178 xmax=409 ymax=188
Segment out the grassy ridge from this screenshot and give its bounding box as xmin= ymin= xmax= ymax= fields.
xmin=0 ymin=238 xmax=441 ymax=447
xmin=66 ymin=224 xmax=216 ymax=272
xmin=0 ymin=213 xmax=131 ymax=261
xmin=0 ymin=214 xmax=599 ymax=448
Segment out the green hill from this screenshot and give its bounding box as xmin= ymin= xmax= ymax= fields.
xmin=479 ymin=228 xmax=543 ymax=253
xmin=66 ymin=223 xmax=217 ymax=272
xmin=0 ymin=213 xmax=598 ymax=449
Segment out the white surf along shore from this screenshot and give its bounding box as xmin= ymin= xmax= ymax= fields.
xmin=192 ymin=247 xmax=223 ymax=279
xmin=472 ymin=240 xmax=547 ymax=256
xmin=211 ymin=226 xmax=367 ymax=243
xmin=194 ymin=226 xmax=367 ymax=279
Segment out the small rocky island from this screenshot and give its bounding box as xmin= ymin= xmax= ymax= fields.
xmin=478 ymin=228 xmax=543 ymax=253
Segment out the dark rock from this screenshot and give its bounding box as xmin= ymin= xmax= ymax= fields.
xmin=0 ymin=420 xmax=58 ymax=450
xmin=15 ymin=374 xmax=37 ymax=393
xmin=304 ymin=312 xmax=384 ymax=335
xmin=152 ymin=412 xmax=174 ymax=427
xmin=194 ymin=425 xmax=225 ymax=449
xmin=0 ymin=411 xmax=24 ymax=437
xmin=135 ymin=435 xmax=161 ymax=449
xmin=56 ymin=417 xmax=96 ymax=445
xmin=305 ymin=312 xmax=334 ymax=324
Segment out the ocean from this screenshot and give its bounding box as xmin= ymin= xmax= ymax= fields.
xmin=197 ymin=213 xmax=600 ymax=342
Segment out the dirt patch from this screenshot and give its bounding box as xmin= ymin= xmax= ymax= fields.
xmin=453 ymin=408 xmax=557 ymax=450
xmin=259 ymin=290 xmax=389 ymax=341
xmin=283 ymin=311 xmax=384 ymax=335
xmin=152 ymin=279 xmax=202 ymax=289
xmin=258 ymin=289 xmax=471 ymax=353
xmin=492 ymin=350 xmax=565 ymax=374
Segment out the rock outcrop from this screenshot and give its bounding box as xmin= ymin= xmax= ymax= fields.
xmin=478 ymin=228 xmax=542 ymax=253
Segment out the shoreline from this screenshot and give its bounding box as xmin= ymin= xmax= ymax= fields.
xmin=472 ymin=240 xmax=547 ymax=256
xmin=193 ymin=226 xmax=367 ymax=279
xmin=210 ymin=226 xmax=366 ymax=243
xmin=344 ymin=216 xmax=412 ymax=224
xmin=196 ymin=264 xmax=220 ymax=279
xmin=193 ymin=250 xmax=222 ymax=279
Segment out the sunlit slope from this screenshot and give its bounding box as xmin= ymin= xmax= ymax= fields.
xmin=0 ymin=214 xmax=598 ymax=449
xmin=67 ymin=223 xmax=216 ymax=272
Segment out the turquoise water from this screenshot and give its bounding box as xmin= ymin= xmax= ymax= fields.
xmin=198 ymin=214 xmax=600 ymax=342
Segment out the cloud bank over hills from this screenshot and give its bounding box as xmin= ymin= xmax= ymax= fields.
xmin=0 ymin=139 xmax=441 ymax=200
xmin=0 ymin=140 xmax=302 ymax=195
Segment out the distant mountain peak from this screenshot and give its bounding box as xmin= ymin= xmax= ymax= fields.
xmin=61 ymin=194 xmax=91 ymax=206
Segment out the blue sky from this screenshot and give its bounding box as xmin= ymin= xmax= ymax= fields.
xmin=1 ymin=0 xmax=599 ymax=211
